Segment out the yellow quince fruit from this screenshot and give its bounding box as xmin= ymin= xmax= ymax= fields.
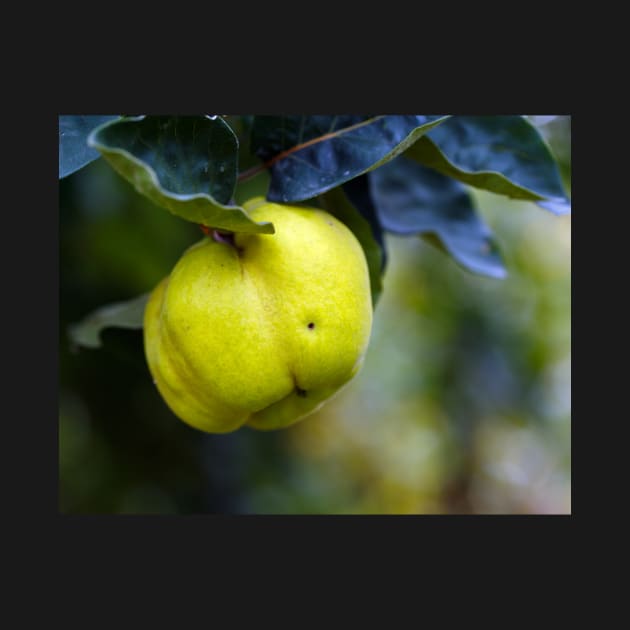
xmin=143 ymin=197 xmax=373 ymax=433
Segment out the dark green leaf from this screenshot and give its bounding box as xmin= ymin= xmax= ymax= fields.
xmin=59 ymin=115 xmax=120 ymax=178
xmin=319 ymin=185 xmax=384 ymax=308
xmin=89 ymin=115 xmax=274 ymax=234
xmin=370 ymin=157 xmax=507 ymax=279
xmin=408 ymin=115 xmax=570 ymax=214
xmin=251 ymin=115 xmax=450 ymax=203
xmin=68 ymin=293 xmax=149 ymax=349
xmin=341 ymin=176 xmax=387 ymax=273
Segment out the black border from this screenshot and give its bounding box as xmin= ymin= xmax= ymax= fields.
xmin=24 ymin=57 xmax=574 ymax=592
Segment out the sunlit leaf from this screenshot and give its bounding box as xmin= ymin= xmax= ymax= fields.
xmin=370 ymin=156 xmax=507 ymax=279
xmin=251 ymin=115 xmax=450 ymax=203
xmin=89 ymin=115 xmax=274 ymax=234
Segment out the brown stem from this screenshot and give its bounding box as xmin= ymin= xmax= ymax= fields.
xmin=200 ymin=225 xmax=240 ymax=256
xmin=237 ymin=163 xmax=268 ymax=183
xmin=211 ymin=229 xmax=239 ymax=250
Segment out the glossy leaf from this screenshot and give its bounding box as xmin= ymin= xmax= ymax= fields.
xmin=251 ymin=115 xmax=450 ymax=203
xmin=319 ymin=184 xmax=385 ymax=308
xmin=68 ymin=293 xmax=149 ymax=349
xmin=370 ymin=157 xmax=507 ymax=279
xmin=408 ymin=115 xmax=570 ymax=214
xmin=89 ymin=116 xmax=274 ymax=234
xmin=59 ymin=115 xmax=120 ymax=178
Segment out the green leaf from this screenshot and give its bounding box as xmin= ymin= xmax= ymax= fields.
xmin=68 ymin=293 xmax=149 ymax=349
xmin=88 ymin=115 xmax=274 ymax=234
xmin=341 ymin=175 xmax=387 ymax=272
xmin=59 ymin=115 xmax=120 ymax=178
xmin=251 ymin=115 xmax=450 ymax=203
xmin=408 ymin=115 xmax=570 ymax=214
xmin=319 ymin=185 xmax=384 ymax=308
xmin=370 ymin=156 xmax=507 ymax=279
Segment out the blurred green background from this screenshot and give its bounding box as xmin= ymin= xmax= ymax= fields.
xmin=59 ymin=116 xmax=571 ymax=514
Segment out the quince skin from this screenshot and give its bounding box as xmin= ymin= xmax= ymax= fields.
xmin=143 ymin=197 xmax=372 ymax=433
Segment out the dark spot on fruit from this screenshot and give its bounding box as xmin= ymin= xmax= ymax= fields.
xmin=308 ymin=322 xmax=315 ymax=329
xmin=296 ymin=387 xmax=307 ymax=398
